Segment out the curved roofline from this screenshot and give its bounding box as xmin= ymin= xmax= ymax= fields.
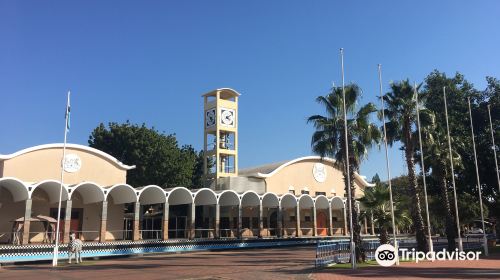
xmin=202 ymin=88 xmax=241 ymax=97
xmin=0 ymin=143 xmax=136 ymax=170
xmin=248 ymin=156 xmax=374 ymax=187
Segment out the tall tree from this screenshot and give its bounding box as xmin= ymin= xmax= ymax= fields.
xmin=308 ymin=84 xmax=381 ymax=261
xmin=88 ymin=121 xmax=202 ymax=188
xmin=382 ymin=80 xmax=429 ymax=252
xmin=421 ymin=127 xmax=460 ymax=251
xmin=359 ymin=182 xmax=412 ymax=244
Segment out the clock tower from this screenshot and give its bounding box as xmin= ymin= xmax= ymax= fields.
xmin=203 ymin=88 xmax=240 ymax=189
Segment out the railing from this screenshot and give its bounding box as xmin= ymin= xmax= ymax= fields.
xmin=107 ymin=230 xmax=133 ymax=240
xmin=315 ymin=240 xmax=351 ymax=268
xmin=69 ymin=231 xmax=99 ymax=241
xmin=195 ymin=229 xmax=215 ymax=238
xmin=316 ymin=227 xmax=329 ymax=236
xmin=300 ymin=228 xmax=314 ymax=236
xmin=283 ymin=228 xmax=297 ymax=237
xmin=140 ymin=230 xmax=162 ymax=240
xmin=168 ymin=229 xmax=188 ymax=239
xmin=219 ymin=228 xmax=237 ymax=238
xmin=261 ymin=228 xmax=278 ymax=237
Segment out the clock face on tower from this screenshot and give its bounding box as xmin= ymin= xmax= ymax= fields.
xmin=205 ymin=109 xmax=216 ymax=128
xmin=220 ymin=108 xmax=235 ymax=127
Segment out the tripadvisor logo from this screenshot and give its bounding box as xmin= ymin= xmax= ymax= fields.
xmin=375 ymin=244 xmax=397 ymax=267
xmin=375 ymin=244 xmax=482 ymax=267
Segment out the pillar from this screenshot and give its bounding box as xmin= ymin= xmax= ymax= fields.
xmin=22 ymin=199 xmax=32 ymax=245
xmin=343 ymin=207 xmax=348 ymax=236
xmin=277 ymin=206 xmax=283 ymax=238
xmin=312 ymin=206 xmax=317 ymax=237
xmin=133 ymin=201 xmax=140 ymax=241
xmin=162 ymin=201 xmax=169 ymax=240
xmin=99 ymin=200 xmax=108 ymax=243
xmin=215 ymin=203 xmax=220 ymax=238
xmin=258 ymin=202 xmax=263 ymax=238
xmin=189 ymin=203 xmax=196 ymax=239
xmin=63 ymin=200 xmax=72 ymax=243
xmin=237 ymin=204 xmax=242 ymax=238
xmin=328 ymin=204 xmax=333 ymax=236
xmin=295 ymin=205 xmax=301 ymax=237
xmin=364 ymin=216 xmax=368 ymax=235
xmin=370 ymin=212 xmax=375 ymax=235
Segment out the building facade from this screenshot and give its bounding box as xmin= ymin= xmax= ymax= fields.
xmin=0 ymin=88 xmax=375 ymax=247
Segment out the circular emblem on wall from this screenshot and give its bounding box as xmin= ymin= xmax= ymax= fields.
xmin=62 ymin=154 xmax=82 ymax=173
xmin=312 ymin=162 xmax=327 ymax=183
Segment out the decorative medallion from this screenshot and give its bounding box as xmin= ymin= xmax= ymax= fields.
xmin=63 ymin=153 xmax=82 ymax=173
xmin=313 ymin=162 xmax=327 ymax=183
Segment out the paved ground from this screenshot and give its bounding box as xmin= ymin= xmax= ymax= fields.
xmin=1 ymin=246 xmax=500 ymax=279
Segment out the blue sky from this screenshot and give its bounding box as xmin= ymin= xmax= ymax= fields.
xmin=1 ymin=1 xmax=499 ymax=180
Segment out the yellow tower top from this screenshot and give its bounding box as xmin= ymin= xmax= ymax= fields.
xmin=202 ymin=88 xmax=240 ymax=189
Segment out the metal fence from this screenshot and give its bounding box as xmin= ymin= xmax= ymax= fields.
xmin=315 ymin=236 xmax=491 ymax=268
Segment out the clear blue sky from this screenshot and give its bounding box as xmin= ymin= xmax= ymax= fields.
xmin=1 ymin=1 xmax=499 ymax=180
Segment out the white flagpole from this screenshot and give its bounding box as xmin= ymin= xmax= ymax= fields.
xmin=443 ymin=87 xmax=463 ymax=251
xmin=414 ymin=83 xmax=434 ymax=253
xmin=52 ymin=91 xmax=70 ymax=267
xmin=340 ymin=48 xmax=356 ymax=269
xmin=377 ymin=64 xmax=399 ymax=265
xmin=487 ymin=104 xmax=500 ymax=193
xmin=468 ymin=97 xmax=489 ymax=256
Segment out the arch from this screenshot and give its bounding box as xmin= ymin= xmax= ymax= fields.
xmin=331 ymin=196 xmax=345 ymax=209
xmin=70 ymin=182 xmax=105 ymax=204
xmin=167 ymin=187 xmax=193 ymax=205
xmin=280 ymin=193 xmax=297 ymax=208
xmin=261 ymin=192 xmax=279 ymax=208
xmin=0 ymin=177 xmax=29 ymax=202
xmin=217 ymin=190 xmax=240 ymax=206
xmin=194 ymin=188 xmax=217 ymax=205
xmin=138 ymin=185 xmax=166 ymax=205
xmin=315 ymin=195 xmax=329 ymax=209
xmin=30 ymin=180 xmax=69 ymax=203
xmin=241 ymin=191 xmax=260 ymax=207
xmin=298 ymin=194 xmax=314 ymax=209
xmin=106 ymin=184 xmax=137 ymax=204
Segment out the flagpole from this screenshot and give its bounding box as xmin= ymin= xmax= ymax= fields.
xmin=340 ymin=48 xmax=356 ymax=269
xmin=52 ymin=91 xmax=70 ymax=267
xmin=414 ymin=83 xmax=433 ymax=253
xmin=487 ymin=104 xmax=500 ymax=193
xmin=468 ymin=97 xmax=489 ymax=256
xmin=377 ymin=64 xmax=399 ymax=265
xmin=443 ymin=87 xmax=463 ymax=251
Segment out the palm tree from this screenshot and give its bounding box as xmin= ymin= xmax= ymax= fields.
xmin=308 ymin=84 xmax=381 ymax=262
xmin=359 ymin=183 xmax=412 ymax=244
xmin=421 ymin=127 xmax=462 ymax=251
xmin=382 ymin=79 xmax=430 ymax=252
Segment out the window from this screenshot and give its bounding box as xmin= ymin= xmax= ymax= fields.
xmin=289 ymin=190 xmax=295 ymax=195
xmin=301 ymin=190 xmax=309 ymax=195
xmin=305 ymin=216 xmax=311 ymax=222
xmin=290 ymin=215 xmax=296 ymax=222
xmin=315 ymin=192 xmax=326 ymax=196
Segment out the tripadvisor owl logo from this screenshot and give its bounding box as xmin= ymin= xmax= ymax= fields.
xmin=374 ymin=244 xmax=482 ymax=267
xmin=375 ymin=244 xmax=397 ymax=267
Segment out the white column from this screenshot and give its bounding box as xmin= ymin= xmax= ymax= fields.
xmin=238 ymin=203 xmax=242 ymax=238
xmin=258 ymin=202 xmax=263 ymax=238
xmin=328 ymin=204 xmax=333 ymax=236
xmin=215 ymin=203 xmax=220 ymax=238
xmin=312 ymin=206 xmax=317 ymax=237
